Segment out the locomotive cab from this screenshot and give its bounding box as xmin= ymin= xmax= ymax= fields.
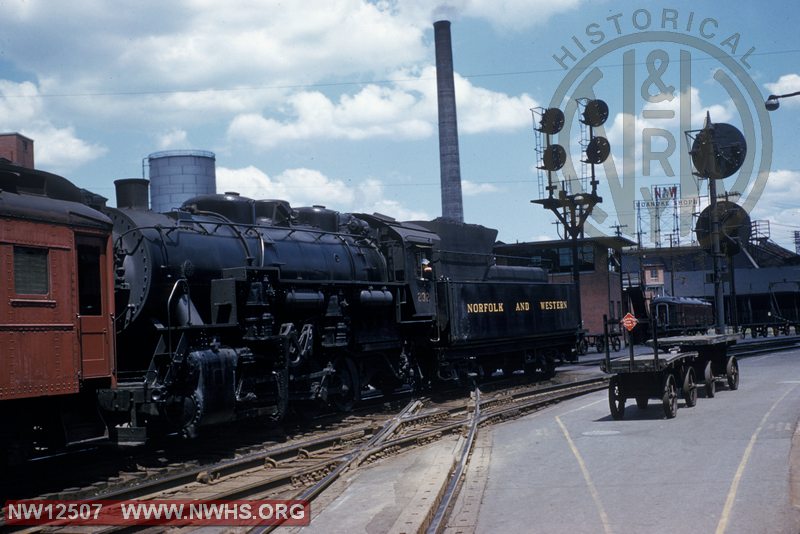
xmin=354 ymin=213 xmax=440 ymax=321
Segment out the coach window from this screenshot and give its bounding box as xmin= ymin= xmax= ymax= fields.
xmin=581 ymin=244 xmax=595 ymax=270
xmin=557 ymin=247 xmax=572 ymax=270
xmin=13 ymin=246 xmax=49 ymax=295
xmin=77 ymin=243 xmax=102 ymax=315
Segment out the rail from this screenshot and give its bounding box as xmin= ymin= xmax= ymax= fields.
xmin=0 ymin=378 xmax=608 ymax=532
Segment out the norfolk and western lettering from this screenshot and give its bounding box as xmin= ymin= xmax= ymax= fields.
xmin=465 ymin=300 xmax=567 ymax=313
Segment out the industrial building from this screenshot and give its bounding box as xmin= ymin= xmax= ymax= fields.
xmin=622 ymin=236 xmax=800 ymax=331
xmin=0 ymin=133 xmax=34 ymax=168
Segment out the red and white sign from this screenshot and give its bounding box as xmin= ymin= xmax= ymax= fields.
xmin=621 ymin=312 xmax=638 ymax=332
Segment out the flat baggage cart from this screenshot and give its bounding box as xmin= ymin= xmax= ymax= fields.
xmin=587 ymin=331 xmax=622 ymax=353
xmin=650 ymin=334 xmax=740 ymax=398
xmin=601 ymin=349 xmax=700 ymax=419
xmin=600 ymin=316 xmax=738 ymax=420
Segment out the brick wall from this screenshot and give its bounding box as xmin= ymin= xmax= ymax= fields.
xmin=0 ymin=133 xmax=34 ymax=168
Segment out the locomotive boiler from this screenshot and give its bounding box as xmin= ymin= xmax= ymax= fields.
xmin=102 ymin=189 xmax=412 ymax=444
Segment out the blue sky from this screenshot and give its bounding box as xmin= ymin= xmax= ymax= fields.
xmin=1 ymin=0 xmax=799 ymax=249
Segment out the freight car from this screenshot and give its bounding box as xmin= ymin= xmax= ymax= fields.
xmin=0 ymin=161 xmax=578 ymax=462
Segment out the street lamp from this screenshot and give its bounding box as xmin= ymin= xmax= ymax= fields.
xmin=765 ymin=90 xmax=800 ymax=111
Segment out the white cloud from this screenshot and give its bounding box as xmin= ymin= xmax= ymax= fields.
xmin=748 ymin=169 xmax=800 ymax=218
xmin=747 ymin=168 xmax=800 ymax=248
xmin=353 ymin=178 xmax=430 ymax=220
xmin=157 ymin=129 xmax=189 ymax=149
xmin=401 ymin=0 xmax=584 ymax=31
xmin=0 ymin=80 xmax=106 ymax=170
xmin=0 ymin=0 xmax=579 ymax=182
xmin=216 ymin=165 xmax=430 ymax=220
xmin=0 ymin=0 xmax=557 ymax=163
xmin=602 ymin=86 xmax=734 ymax=182
xmin=465 ymin=0 xmax=583 ymax=31
xmin=0 ymin=1 xmax=426 ymax=103
xmin=228 ymin=66 xmax=536 ymax=148
xmin=216 ymin=165 xmax=282 ymax=198
xmin=454 ymin=74 xmax=538 ymax=134
xmin=462 ymin=180 xmax=499 ymax=195
xmin=31 ymin=126 xmax=107 ymax=170
xmin=764 ymin=74 xmax=800 ymax=107
xmin=227 ymin=87 xmax=433 ymax=148
xmin=216 ymin=166 xmax=352 ymax=205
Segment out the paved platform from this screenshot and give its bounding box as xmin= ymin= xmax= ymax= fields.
xmin=291 ymin=436 xmax=459 ymax=533
xmin=295 ymin=349 xmax=800 ymax=533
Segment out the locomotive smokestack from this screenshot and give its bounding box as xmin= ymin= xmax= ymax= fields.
xmin=434 ymin=20 xmax=464 ymax=223
xmin=115 ymin=178 xmax=150 ymax=210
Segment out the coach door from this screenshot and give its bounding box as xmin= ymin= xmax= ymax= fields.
xmin=655 ymin=302 xmax=670 ymax=330
xmin=76 ymin=235 xmax=113 ymax=378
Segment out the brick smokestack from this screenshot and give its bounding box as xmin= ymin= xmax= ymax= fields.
xmin=433 ymin=20 xmax=464 ymax=222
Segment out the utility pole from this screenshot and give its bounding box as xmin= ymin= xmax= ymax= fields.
xmin=610 ymin=223 xmax=628 ymax=319
xmin=667 ymin=233 xmax=676 ymax=297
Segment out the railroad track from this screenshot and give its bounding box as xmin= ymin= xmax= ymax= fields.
xmin=0 ymin=403 xmax=395 ymax=500
xmin=0 ymin=376 xmax=608 ymax=533
xmin=569 ymin=333 xmax=800 ymax=368
xmin=0 ymin=373 xmax=568 ymax=502
xmin=731 ymin=334 xmax=800 ymax=357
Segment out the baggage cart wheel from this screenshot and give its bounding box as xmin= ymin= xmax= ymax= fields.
xmin=611 ymin=336 xmax=621 ymax=352
xmin=609 ymin=376 xmax=625 ymax=420
xmin=662 ymin=374 xmax=678 ymax=419
xmin=635 ymin=396 xmax=648 ymax=410
xmin=704 ymin=361 xmax=716 ymax=398
xmin=595 ymin=337 xmax=605 ymax=353
xmin=726 ymin=356 xmax=739 ymax=390
xmin=682 ymin=367 xmax=697 ymax=407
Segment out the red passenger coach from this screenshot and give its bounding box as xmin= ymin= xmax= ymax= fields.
xmin=0 ymin=162 xmax=116 ymax=462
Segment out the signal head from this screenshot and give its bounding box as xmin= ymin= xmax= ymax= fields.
xmin=580 ymin=99 xmax=609 ymax=127
xmin=537 ymin=108 xmax=565 ymax=134
xmin=540 ymin=144 xmax=566 ymax=171
xmin=689 ymin=122 xmax=747 ymax=179
xmin=584 ymin=136 xmax=611 ymax=164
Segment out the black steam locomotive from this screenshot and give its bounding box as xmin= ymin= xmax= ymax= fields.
xmin=0 ymin=162 xmax=578 ymax=457
xmin=101 ymin=186 xmax=578 ymax=443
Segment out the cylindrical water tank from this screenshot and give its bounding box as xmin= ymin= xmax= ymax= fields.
xmin=147 ymin=149 xmax=216 ymax=213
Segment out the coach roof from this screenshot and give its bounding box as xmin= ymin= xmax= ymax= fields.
xmin=0 ymin=162 xmax=111 ymax=230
